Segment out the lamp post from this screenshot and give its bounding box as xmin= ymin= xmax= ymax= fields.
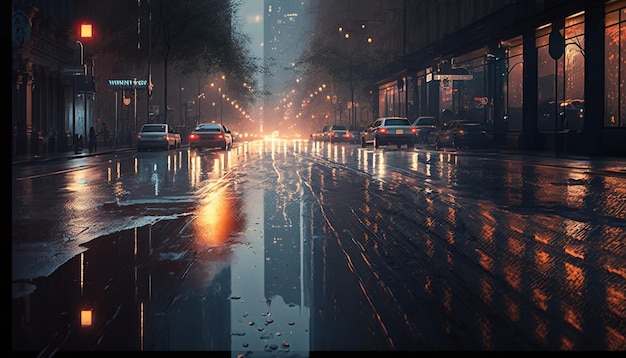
xmin=219 ymin=88 xmax=223 ymax=124
xmin=133 ymin=77 xmax=138 ymax=135
xmin=76 ymin=23 xmax=93 ymax=152
xmin=197 ymin=92 xmax=205 ymax=126
xmin=73 ymin=40 xmax=85 ymax=153
xmin=179 ymin=85 xmax=184 ymax=126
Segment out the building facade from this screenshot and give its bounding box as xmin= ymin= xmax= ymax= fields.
xmin=12 ymin=0 xmax=626 ymax=157
xmin=374 ymin=0 xmax=625 ymax=156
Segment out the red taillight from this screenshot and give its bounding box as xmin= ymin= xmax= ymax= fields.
xmin=458 ymin=130 xmax=465 ymax=135
xmin=411 ymin=127 xmax=417 ymax=134
xmin=189 ymin=134 xmax=198 ymax=141
xmin=378 ymin=128 xmax=387 ymax=134
xmin=217 ymin=134 xmax=224 ymax=139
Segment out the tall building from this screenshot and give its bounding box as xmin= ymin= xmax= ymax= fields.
xmin=263 ymin=0 xmax=310 ymax=132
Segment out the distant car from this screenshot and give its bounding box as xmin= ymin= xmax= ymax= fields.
xmin=188 ymin=123 xmax=233 ymax=150
xmin=434 ymin=119 xmax=493 ymax=150
xmin=412 ymin=116 xmax=437 ymax=145
xmin=323 ymin=124 xmax=352 ymax=143
xmin=349 ymin=130 xmax=361 ymax=144
xmin=360 ymin=117 xmax=417 ymax=149
xmin=136 ymin=123 xmax=181 ymax=152
xmin=311 ymin=127 xmax=325 ymax=142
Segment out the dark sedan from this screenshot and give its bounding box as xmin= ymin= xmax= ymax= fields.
xmin=188 ymin=123 xmax=233 ymax=151
xmin=434 ymin=119 xmax=493 ymax=150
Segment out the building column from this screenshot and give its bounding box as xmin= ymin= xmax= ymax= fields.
xmin=15 ymin=58 xmax=34 ymax=156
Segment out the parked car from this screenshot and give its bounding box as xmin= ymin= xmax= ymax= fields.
xmin=434 ymin=119 xmax=493 ymax=150
xmin=323 ymin=124 xmax=353 ymax=143
xmin=188 ymin=123 xmax=233 ymax=150
xmin=360 ymin=117 xmax=417 ymax=149
xmin=412 ymin=116 xmax=437 ymax=145
xmin=136 ymin=123 xmax=181 ymax=152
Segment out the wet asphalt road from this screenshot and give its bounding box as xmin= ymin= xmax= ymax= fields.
xmin=12 ymin=139 xmax=626 ymax=353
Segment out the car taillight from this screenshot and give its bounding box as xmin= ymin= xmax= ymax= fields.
xmin=458 ymin=130 xmax=465 ymax=135
xmin=378 ymin=128 xmax=387 ymax=134
xmin=411 ymin=127 xmax=417 ymax=134
xmin=189 ymin=134 xmax=198 ymax=141
xmin=217 ymin=134 xmax=224 ymax=139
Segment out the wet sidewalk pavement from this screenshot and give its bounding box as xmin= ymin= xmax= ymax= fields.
xmin=11 ymin=145 xmax=135 ymax=166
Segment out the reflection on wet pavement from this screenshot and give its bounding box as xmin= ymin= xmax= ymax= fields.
xmin=12 ymin=139 xmax=626 ymax=353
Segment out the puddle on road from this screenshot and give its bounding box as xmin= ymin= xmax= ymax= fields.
xmin=12 ymin=156 xmax=313 ymax=355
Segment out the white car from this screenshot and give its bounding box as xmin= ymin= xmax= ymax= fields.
xmin=188 ymin=123 xmax=233 ymax=150
xmin=136 ymin=124 xmax=181 ymax=152
xmin=360 ymin=117 xmax=417 ymax=149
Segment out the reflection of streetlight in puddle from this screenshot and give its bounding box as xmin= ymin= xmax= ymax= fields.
xmin=193 ymin=183 xmax=245 ymax=247
xmin=150 ymin=163 xmax=159 ymax=196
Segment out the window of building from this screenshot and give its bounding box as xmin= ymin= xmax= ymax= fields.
xmin=536 ymin=12 xmax=585 ymax=133
xmin=605 ymin=2 xmax=626 ymax=128
xmin=505 ymin=36 xmax=524 ymax=132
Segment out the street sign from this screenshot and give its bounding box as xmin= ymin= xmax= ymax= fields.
xmin=63 ymin=65 xmax=85 ymax=75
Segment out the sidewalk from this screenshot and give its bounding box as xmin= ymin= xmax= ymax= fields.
xmin=11 ymin=144 xmax=134 ymax=166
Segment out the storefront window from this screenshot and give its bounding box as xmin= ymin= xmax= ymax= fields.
xmin=563 ymin=17 xmax=585 ymax=132
xmin=605 ymin=4 xmax=626 ymax=127
xmin=536 ymin=28 xmax=555 ymax=132
xmin=536 ymin=12 xmax=585 ymax=133
xmin=506 ymin=37 xmax=524 ymax=132
xmin=459 ymin=63 xmax=485 ymax=122
xmin=378 ymin=80 xmax=407 ymax=118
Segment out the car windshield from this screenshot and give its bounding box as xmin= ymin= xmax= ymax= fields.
xmin=196 ymin=126 xmax=220 ymax=132
xmin=141 ymin=125 xmax=166 ymax=132
xmin=333 ymin=125 xmax=347 ymax=130
xmin=385 ymin=119 xmax=411 ymax=126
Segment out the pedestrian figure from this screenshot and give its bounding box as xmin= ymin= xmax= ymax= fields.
xmin=99 ymin=123 xmax=112 ymax=148
xmin=89 ymin=126 xmax=97 ymax=152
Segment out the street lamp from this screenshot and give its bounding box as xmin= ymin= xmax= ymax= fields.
xmin=133 ymin=77 xmax=138 ymax=135
xmin=73 ymin=40 xmax=85 ymax=153
xmin=219 ymin=88 xmax=223 ymax=124
xmin=78 ymin=23 xmax=93 ymax=149
xmin=197 ymin=92 xmax=205 ymax=126
xmin=179 ymin=85 xmax=184 ymax=126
